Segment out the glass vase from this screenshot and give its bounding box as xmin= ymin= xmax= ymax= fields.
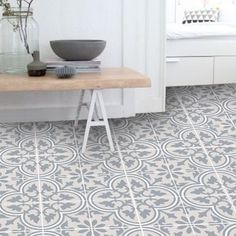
xmin=0 ymin=7 xmax=39 ymax=74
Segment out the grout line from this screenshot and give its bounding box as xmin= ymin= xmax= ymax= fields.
xmin=147 ymin=114 xmax=197 ymax=236
xmin=0 ymin=222 xmax=230 ymax=236
xmin=72 ymin=126 xmax=95 ymax=236
xmin=110 ymin=123 xmax=145 ymax=236
xmin=33 ymin=123 xmax=45 ymax=235
xmin=210 ymin=86 xmax=236 ymax=128
xmin=174 ymin=87 xmax=236 ymax=214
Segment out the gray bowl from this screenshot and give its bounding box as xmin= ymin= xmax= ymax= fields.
xmin=50 ymin=40 xmax=106 ymax=61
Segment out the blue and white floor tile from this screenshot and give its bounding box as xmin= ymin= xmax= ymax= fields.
xmin=1 ymin=84 xmax=236 ymax=235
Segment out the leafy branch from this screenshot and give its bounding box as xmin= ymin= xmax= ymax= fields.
xmin=0 ymin=0 xmax=35 ymax=54
xmin=0 ymin=0 xmax=10 ymax=12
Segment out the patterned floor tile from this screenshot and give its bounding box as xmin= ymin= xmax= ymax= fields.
xmin=42 ymin=230 xmax=93 ymax=236
xmin=228 ymin=113 xmax=236 ymax=127
xmin=85 ymin=174 xmax=131 ymax=200
xmin=164 ymin=148 xmax=216 ymax=171
xmin=37 ymin=156 xmax=81 ymax=178
xmin=35 ymin=121 xmax=75 ymax=139
xmin=44 ymin=228 xmax=137 ymax=236
xmin=89 ymin=198 xmax=140 ymax=228
xmin=178 ymin=170 xmax=226 ymax=196
xmin=0 ymin=178 xmax=40 ymax=201
xmin=187 ymin=111 xmax=236 ymax=143
xmin=170 ymin=170 xmax=222 ymax=194
xmin=135 ymin=199 xmax=188 ymax=227
xmin=224 ymin=224 xmax=236 ymax=236
xmin=80 ymin=151 xmax=123 ymax=176
xmin=39 ymin=177 xmax=85 ymax=203
xmin=36 ymin=137 xmax=77 ymax=156
xmin=76 ymin=125 xmax=117 ymax=153
xmin=212 ymin=84 xmax=236 ymax=101
xmin=127 ymin=172 xmax=175 ymax=198
xmin=1 ymin=85 xmax=236 ymax=235
xmin=150 ymin=110 xmax=197 ymax=147
xmin=40 ymin=175 xmax=88 ymax=232
xmin=35 ymin=122 xmax=76 ymax=153
xmin=42 ymin=204 xmax=90 ymax=231
xmin=187 ymin=106 xmax=230 ymax=127
xmin=0 ymin=154 xmax=37 ymax=180
xmin=159 ymin=128 xmax=201 ymax=151
xmin=0 ymin=137 xmax=36 ymax=158
xmin=91 ymin=227 xmax=141 ymax=236
xmin=183 ymin=194 xmax=236 ymax=225
xmin=192 ymin=224 xmax=231 ymax=236
xmin=120 ymin=149 xmax=164 ymax=174
xmin=164 ymin=149 xmax=229 ymax=194
xmin=0 ymin=231 xmax=43 ymax=236
xmin=205 ymin=147 xmax=236 ymax=172
xmin=216 ymin=171 xmax=236 ymax=196
xmin=0 ymin=206 xmax=42 ymax=232
xmin=159 ymin=225 xmax=195 ymax=236
xmin=193 ymin=127 xmax=236 ymax=148
xmin=175 ymin=86 xmax=219 ymax=109
xmin=166 ymin=87 xmax=183 ymax=111
xmin=0 ymin=122 xmax=34 ymax=137
xmin=111 ymin=114 xmax=157 ymax=151
xmin=0 ymin=181 xmax=42 ymax=231
xmin=221 ymin=97 xmax=236 ymax=114
xmin=128 ymin=227 xmax=166 ymax=236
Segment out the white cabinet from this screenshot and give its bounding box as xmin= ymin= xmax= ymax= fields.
xmin=214 ymin=57 xmax=236 ymax=84
xmin=166 ymin=57 xmax=214 ymax=87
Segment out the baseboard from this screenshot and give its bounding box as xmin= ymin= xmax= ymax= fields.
xmin=0 ymin=96 xmax=164 ymax=123
xmin=0 ymin=104 xmax=129 ymax=123
xmin=135 ymin=96 xmax=164 ymax=114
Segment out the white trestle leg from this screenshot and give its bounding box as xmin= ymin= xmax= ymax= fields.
xmin=74 ymin=90 xmax=86 ymax=127
xmin=74 ymin=90 xmax=100 ymax=127
xmin=81 ymin=89 xmax=115 ymax=153
xmin=90 ymin=89 xmax=100 ymax=121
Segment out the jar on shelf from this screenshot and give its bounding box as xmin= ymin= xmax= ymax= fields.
xmin=0 ymin=7 xmax=39 ymax=73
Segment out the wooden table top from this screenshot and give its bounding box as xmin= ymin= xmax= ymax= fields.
xmin=0 ymin=68 xmax=151 ymax=92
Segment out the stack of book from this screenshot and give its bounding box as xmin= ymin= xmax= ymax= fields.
xmin=46 ymin=60 xmax=101 ymax=73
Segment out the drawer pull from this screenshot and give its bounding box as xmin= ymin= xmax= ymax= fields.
xmin=166 ymin=58 xmax=180 ymax=63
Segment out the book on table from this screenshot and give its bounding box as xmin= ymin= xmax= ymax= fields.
xmin=46 ymin=60 xmax=101 ymax=73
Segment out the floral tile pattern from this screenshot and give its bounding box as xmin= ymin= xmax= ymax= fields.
xmin=1 ymin=84 xmax=236 ymax=235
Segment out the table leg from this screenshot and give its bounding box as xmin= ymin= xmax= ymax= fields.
xmin=74 ymin=90 xmax=85 ymax=127
xmin=75 ymin=90 xmax=101 ymax=128
xmin=90 ymin=89 xmax=100 ymax=120
xmin=82 ymin=89 xmax=115 ymax=153
xmin=97 ymin=90 xmax=115 ymax=152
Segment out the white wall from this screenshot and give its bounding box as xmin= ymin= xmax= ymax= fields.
xmin=167 ymin=0 xmax=176 ymax=23
xmin=0 ymin=0 xmax=165 ymax=122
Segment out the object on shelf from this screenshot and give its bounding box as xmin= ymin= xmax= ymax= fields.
xmin=0 ymin=7 xmax=39 ymax=73
xmin=50 ymin=40 xmax=106 ymax=61
xmin=46 ymin=60 xmax=101 ymax=73
xmin=46 ymin=60 xmax=101 ymax=68
xmin=27 ymin=51 xmax=47 ymax=76
xmin=56 ymin=66 xmax=76 ymax=79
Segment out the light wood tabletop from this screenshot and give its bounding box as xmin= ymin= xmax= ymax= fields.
xmin=0 ymin=68 xmax=151 ymax=92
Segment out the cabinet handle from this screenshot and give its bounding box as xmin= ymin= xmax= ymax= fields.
xmin=166 ymin=58 xmax=180 ymax=63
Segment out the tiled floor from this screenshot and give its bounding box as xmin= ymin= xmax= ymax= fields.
xmin=1 ymin=85 xmax=236 ymax=235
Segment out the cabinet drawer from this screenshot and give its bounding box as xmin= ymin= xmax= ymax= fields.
xmin=166 ymin=57 xmax=214 ymax=87
xmin=214 ymin=57 xmax=236 ymax=84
